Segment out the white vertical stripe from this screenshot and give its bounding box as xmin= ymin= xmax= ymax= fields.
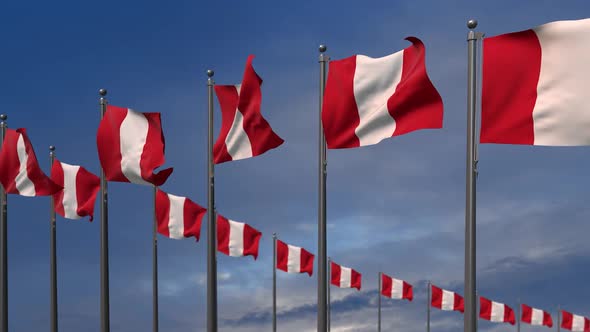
xmin=390 ymin=278 xmax=404 ymax=299
xmin=441 ymin=290 xmax=455 ymax=310
xmin=286 ymin=245 xmax=301 ymax=273
xmin=225 ymin=84 xmax=253 ymax=160
xmin=15 ymin=134 xmax=35 ymax=196
xmin=339 ymin=267 xmax=352 ymax=288
xmin=167 ymin=193 xmax=186 ymax=239
xmin=531 ymin=308 xmax=543 ymax=325
xmin=60 ymin=163 xmax=81 ymax=219
xmin=532 ymin=19 xmax=590 ymax=146
xmin=353 ymin=51 xmax=403 ymax=146
xmin=572 ymin=314 xmax=585 ymax=331
xmin=228 ymin=220 xmax=245 ymax=257
xmin=490 ymin=301 xmax=505 ymax=322
xmin=119 ymin=109 xmax=150 ymax=185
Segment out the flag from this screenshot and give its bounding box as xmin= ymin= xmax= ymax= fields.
xmin=481 ymin=18 xmax=590 ymax=146
xmin=321 ymin=37 xmax=443 ymax=149
xmin=479 ymin=297 xmax=515 ymax=325
xmin=521 ymin=304 xmax=553 ymax=328
xmin=561 ymin=310 xmax=590 ymax=332
xmin=96 ymin=105 xmax=173 ymax=186
xmin=381 ymin=273 xmax=412 ymax=301
xmin=0 ymin=128 xmax=61 ymax=196
xmin=155 ymin=189 xmax=206 ymax=241
xmin=51 ymin=160 xmax=100 ymax=221
xmin=213 ymin=55 xmax=284 ymax=164
xmin=330 ymin=261 xmax=361 ymax=290
xmin=217 ymin=214 xmax=262 ymax=259
xmin=276 ymin=240 xmax=314 ymax=276
xmin=430 ymin=285 xmax=464 ymax=312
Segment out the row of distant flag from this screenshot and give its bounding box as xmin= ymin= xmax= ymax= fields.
xmin=0 ymin=16 xmax=589 ymax=331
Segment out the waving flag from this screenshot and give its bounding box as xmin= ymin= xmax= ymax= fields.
xmin=330 ymin=261 xmax=361 ymax=290
xmin=321 ymin=37 xmax=443 ymax=149
xmin=155 ymin=189 xmax=206 ymax=241
xmin=214 ymin=55 xmax=284 ymax=164
xmin=481 ymin=18 xmax=590 ymax=145
xmin=561 ymin=310 xmax=590 ymax=332
xmin=276 ymin=240 xmax=314 ymax=276
xmin=479 ymin=297 xmax=515 ymax=325
xmin=0 ymin=128 xmax=61 ymax=196
xmin=97 ymin=105 xmax=173 ymax=186
xmin=217 ymin=215 xmax=262 ymax=259
xmin=51 ymin=160 xmax=100 ymax=221
xmin=521 ymin=304 xmax=553 ymax=328
xmin=381 ymin=273 xmax=412 ymax=301
xmin=430 ymin=285 xmax=464 ymax=312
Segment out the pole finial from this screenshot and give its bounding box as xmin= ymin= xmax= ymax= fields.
xmin=319 ymin=45 xmax=327 ymax=53
xmin=207 ymin=69 xmax=214 ymax=78
xmin=49 ymin=146 xmax=55 ymax=152
xmin=467 ymin=19 xmax=478 ymax=29
xmin=0 ymin=115 xmax=6 ymax=121
xmin=99 ymin=89 xmax=107 ymax=96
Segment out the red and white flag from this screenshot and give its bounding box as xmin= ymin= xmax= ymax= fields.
xmin=276 ymin=240 xmax=314 ymax=276
xmin=51 ymin=160 xmax=100 ymax=221
xmin=330 ymin=261 xmax=361 ymax=290
xmin=0 ymin=128 xmax=61 ymax=196
xmin=155 ymin=189 xmax=206 ymax=241
xmin=561 ymin=310 xmax=590 ymax=332
xmin=479 ymin=297 xmax=515 ymax=325
xmin=481 ymin=18 xmax=590 ymax=146
xmin=521 ymin=304 xmax=553 ymax=328
xmin=214 ymin=55 xmax=284 ymax=164
xmin=321 ymin=37 xmax=443 ymax=149
xmin=430 ymin=285 xmax=464 ymax=312
xmin=380 ymin=273 xmax=412 ymax=301
xmin=217 ymin=215 xmax=262 ymax=259
xmin=97 ymin=105 xmax=173 ymax=186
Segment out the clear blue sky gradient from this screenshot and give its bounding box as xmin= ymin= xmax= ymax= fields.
xmin=2 ymin=0 xmax=590 ymax=331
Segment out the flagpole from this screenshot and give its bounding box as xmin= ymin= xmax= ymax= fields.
xmin=49 ymin=146 xmax=58 ymax=332
xmin=557 ymin=306 xmax=560 ymax=332
xmin=0 ymin=113 xmax=7 ymax=332
xmin=272 ymin=233 xmax=277 ymax=332
xmin=377 ymin=272 xmax=381 ymax=332
xmin=206 ymin=69 xmax=218 ymax=332
xmin=464 ymin=19 xmax=480 ymax=332
xmin=516 ymin=299 xmax=520 ymax=332
xmin=98 ymin=89 xmax=110 ymax=332
xmin=327 ymin=256 xmax=331 ymax=332
xmin=152 ymin=185 xmax=158 ymax=332
xmin=427 ymin=281 xmax=431 ymax=332
xmin=317 ymin=43 xmax=329 ymax=332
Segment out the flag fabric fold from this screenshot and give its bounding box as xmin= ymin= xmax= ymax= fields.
xmin=430 ymin=285 xmax=464 ymax=312
xmin=561 ymin=310 xmax=590 ymax=332
xmin=330 ymin=261 xmax=361 ymax=290
xmin=0 ymin=128 xmax=61 ymax=196
xmin=276 ymin=240 xmax=314 ymax=276
xmin=479 ymin=297 xmax=515 ymax=325
xmin=521 ymin=304 xmax=553 ymax=328
xmin=96 ymin=105 xmax=173 ymax=186
xmin=155 ymin=189 xmax=206 ymax=241
xmin=380 ymin=273 xmax=412 ymax=301
xmin=321 ymin=37 xmax=443 ymax=149
xmin=481 ymin=18 xmax=590 ymax=146
xmin=51 ymin=160 xmax=100 ymax=221
xmin=214 ymin=55 xmax=284 ymax=164
xmin=217 ymin=214 xmax=262 ymax=259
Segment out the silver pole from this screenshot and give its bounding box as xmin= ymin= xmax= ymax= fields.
xmin=378 ymin=272 xmax=381 ymax=332
xmin=516 ymin=300 xmax=520 ymax=332
xmin=427 ymin=281 xmax=431 ymax=332
xmin=464 ymin=19 xmax=481 ymax=332
xmin=272 ymin=233 xmax=277 ymax=332
xmin=0 ymin=114 xmax=7 ymax=332
xmin=98 ymin=89 xmax=110 ymax=332
xmin=152 ymin=185 xmax=158 ymax=332
xmin=317 ymin=44 xmax=329 ymax=332
xmin=206 ymin=70 xmax=218 ymax=332
xmin=49 ymin=146 xmax=58 ymax=332
xmin=557 ymin=306 xmax=560 ymax=332
xmin=327 ymin=257 xmax=331 ymax=332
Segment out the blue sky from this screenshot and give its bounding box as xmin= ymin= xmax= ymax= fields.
xmin=2 ymin=0 xmax=590 ymax=331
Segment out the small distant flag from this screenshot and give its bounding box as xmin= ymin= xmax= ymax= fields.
xmin=330 ymin=261 xmax=361 ymax=290
xmin=380 ymin=273 xmax=412 ymax=301
xmin=155 ymin=189 xmax=206 ymax=241
xmin=51 ymin=160 xmax=100 ymax=221
xmin=561 ymin=310 xmax=590 ymax=332
xmin=521 ymin=304 xmax=553 ymax=328
xmin=430 ymin=285 xmax=464 ymax=312
xmin=479 ymin=297 xmax=515 ymax=325
xmin=276 ymin=240 xmax=314 ymax=276
xmin=217 ymin=215 xmax=262 ymax=259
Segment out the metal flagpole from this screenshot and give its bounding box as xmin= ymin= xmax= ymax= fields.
xmin=377 ymin=272 xmax=381 ymax=332
xmin=49 ymin=146 xmax=58 ymax=332
xmin=464 ymin=19 xmax=482 ymax=332
xmin=152 ymin=185 xmax=158 ymax=332
xmin=317 ymin=43 xmax=329 ymax=332
xmin=557 ymin=306 xmax=560 ymax=332
xmin=0 ymin=114 xmax=7 ymax=332
xmin=327 ymin=257 xmax=331 ymax=332
xmin=517 ymin=299 xmax=520 ymax=332
xmin=98 ymin=89 xmax=110 ymax=332
xmin=272 ymin=233 xmax=277 ymax=332
xmin=427 ymin=281 xmax=431 ymax=332
xmin=206 ymin=69 xmax=218 ymax=332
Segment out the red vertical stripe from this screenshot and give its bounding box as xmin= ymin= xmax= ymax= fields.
xmin=276 ymin=240 xmax=289 ymax=272
xmin=213 ymin=85 xmax=238 ymax=164
xmin=479 ymin=297 xmax=492 ymax=320
xmin=454 ymin=293 xmax=464 ymax=312
xmin=155 ymin=189 xmax=171 ymax=238
xmin=381 ymin=273 xmax=392 ymax=298
xmin=403 ymin=281 xmax=413 ymax=301
xmin=74 ymin=166 xmax=100 ymax=221
xmin=216 ymin=215 xmax=230 ymax=255
xmin=242 ymin=223 xmax=262 ymax=259
xmin=140 ymin=112 xmax=173 ymax=186
xmin=350 ymin=269 xmax=361 ymax=290
xmin=330 ymin=262 xmax=341 ymax=287
xmin=430 ymin=285 xmax=442 ymax=308
xmin=561 ymin=310 xmax=572 ymax=330
xmin=182 ymin=198 xmax=206 ymax=241
xmin=481 ymin=29 xmax=541 ymax=144
xmin=97 ymin=106 xmax=127 ymax=182
xmin=51 ymin=160 xmax=66 ymax=218
xmin=505 ymin=304 xmax=516 ymax=325
xmin=299 ymin=248 xmax=314 ymax=276
xmin=544 ymin=311 xmax=554 ymax=327
xmin=521 ymin=304 xmax=532 ymax=324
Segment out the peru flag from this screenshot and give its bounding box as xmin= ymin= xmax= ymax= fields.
xmin=321 ymin=37 xmax=443 ymax=149
xmin=479 ymin=297 xmax=515 ymax=325
xmin=214 ymin=55 xmax=284 ymax=164
xmin=155 ymin=189 xmax=206 ymax=241
xmin=51 ymin=160 xmax=100 ymax=221
xmin=97 ymin=105 xmax=173 ymax=186
xmin=481 ymin=19 xmax=590 ymax=146
xmin=380 ymin=273 xmax=412 ymax=301
xmin=0 ymin=128 xmax=61 ymax=196
xmin=430 ymin=285 xmax=464 ymax=312
xmin=276 ymin=240 xmax=314 ymax=276
xmin=217 ymin=215 xmax=262 ymax=259
xmin=561 ymin=310 xmax=590 ymax=332
xmin=330 ymin=261 xmax=361 ymax=290
xmin=521 ymin=304 xmax=553 ymax=328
